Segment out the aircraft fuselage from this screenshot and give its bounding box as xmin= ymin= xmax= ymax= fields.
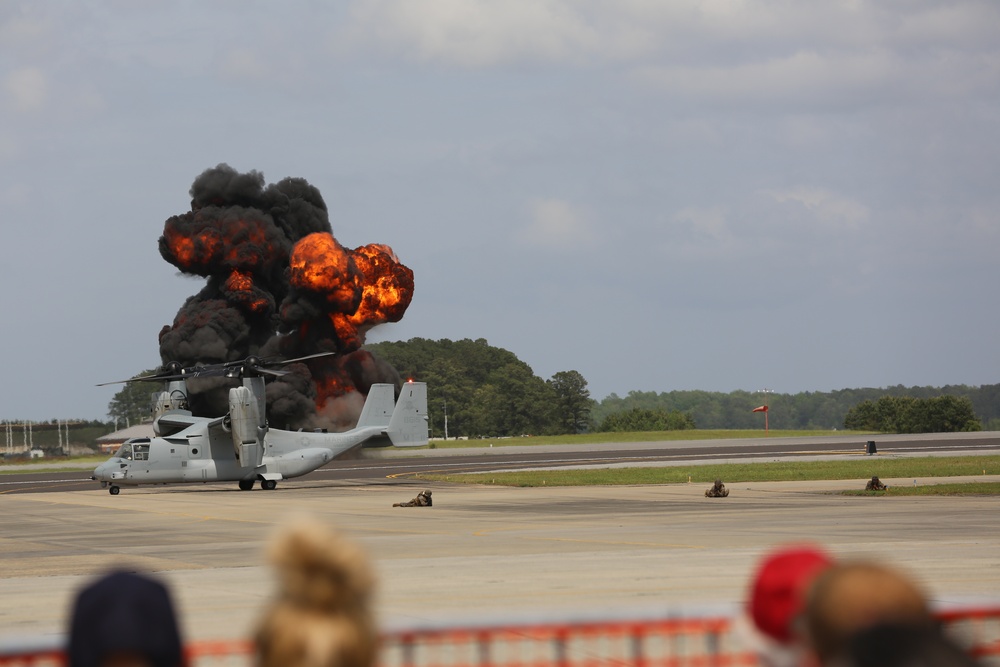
xmin=92 ymin=426 xmax=383 ymax=490
xmin=93 ymin=381 xmax=428 ymax=494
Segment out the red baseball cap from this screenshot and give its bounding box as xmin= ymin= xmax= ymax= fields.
xmin=748 ymin=545 xmax=833 ymax=644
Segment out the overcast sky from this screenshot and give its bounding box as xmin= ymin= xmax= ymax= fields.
xmin=2 ymin=0 xmax=998 ymax=422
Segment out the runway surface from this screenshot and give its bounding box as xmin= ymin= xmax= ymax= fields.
xmin=3 ymin=430 xmax=999 ymax=495
xmin=2 ymin=432 xmax=999 ymax=646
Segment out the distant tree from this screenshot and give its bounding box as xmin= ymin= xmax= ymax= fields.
xmin=906 ymin=395 xmax=982 ymax=433
xmin=842 ymin=398 xmax=880 ymax=431
xmin=365 ymin=338 xmax=997 ymax=435
xmin=593 ymin=383 xmax=998 ymax=431
xmin=107 ymin=370 xmax=159 ymax=427
xmin=547 ymin=370 xmax=594 ymax=434
xmin=599 ymin=407 xmax=695 ymax=432
xmin=844 ymin=395 xmax=981 ymax=433
xmin=366 ymin=338 xmax=560 ymax=438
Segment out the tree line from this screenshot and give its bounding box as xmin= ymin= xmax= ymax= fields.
xmin=366 ymin=338 xmax=592 ymax=438
xmin=372 ymin=338 xmax=997 ymax=436
xmin=102 ymin=338 xmax=997 ymax=439
xmin=843 ymin=395 xmax=982 ymax=433
xmin=595 ymin=384 xmax=997 ymax=432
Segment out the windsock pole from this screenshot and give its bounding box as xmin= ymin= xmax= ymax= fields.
xmin=753 ymin=388 xmax=772 ymax=434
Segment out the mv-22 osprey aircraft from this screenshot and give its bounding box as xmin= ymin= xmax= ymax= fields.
xmin=94 ymin=353 xmax=428 ymax=495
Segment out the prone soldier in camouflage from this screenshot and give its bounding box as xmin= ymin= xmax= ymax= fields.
xmin=393 ymin=490 xmax=432 ymax=507
xmin=705 ymin=479 xmax=729 ymax=497
xmin=865 ymin=476 xmax=887 ymax=491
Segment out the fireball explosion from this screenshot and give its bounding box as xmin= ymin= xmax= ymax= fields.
xmin=157 ymin=164 xmax=414 ymax=430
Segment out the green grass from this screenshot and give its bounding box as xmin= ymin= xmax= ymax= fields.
xmin=413 ymin=455 xmax=1000 ymax=487
xmin=424 ymin=429 xmax=859 ymax=448
xmin=841 ymin=482 xmax=1000 ymax=496
xmin=0 ymin=455 xmax=106 ymax=473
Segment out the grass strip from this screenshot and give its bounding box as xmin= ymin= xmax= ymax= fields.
xmin=0 ymin=456 xmax=106 ymax=474
xmin=840 ymin=482 xmax=1000 ymax=496
xmin=424 ymin=429 xmax=862 ymax=448
xmin=414 ymin=455 xmax=1000 ymax=487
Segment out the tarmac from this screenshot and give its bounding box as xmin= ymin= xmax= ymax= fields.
xmin=2 ymin=471 xmax=999 ymax=645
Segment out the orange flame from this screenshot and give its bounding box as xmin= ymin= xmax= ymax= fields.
xmin=162 ymin=214 xmax=280 ymax=274
xmin=226 ymin=269 xmax=253 ymax=292
xmin=289 ymin=232 xmax=362 ymax=313
xmin=162 ymin=224 xmax=222 ymax=271
xmin=349 ymin=243 xmax=415 ymax=327
xmin=329 ymin=313 xmax=360 ymax=351
xmin=225 ymin=269 xmax=270 ymax=314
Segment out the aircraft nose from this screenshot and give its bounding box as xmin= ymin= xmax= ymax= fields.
xmin=93 ymin=463 xmax=109 ymax=481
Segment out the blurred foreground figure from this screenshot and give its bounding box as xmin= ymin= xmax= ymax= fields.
xmin=255 ymin=518 xmax=377 ymax=667
xmin=804 ymin=561 xmax=933 ymax=667
xmin=846 ymin=622 xmax=981 ymax=667
xmin=68 ymin=571 xmax=184 ymax=667
xmin=739 ymin=545 xmax=833 ymax=667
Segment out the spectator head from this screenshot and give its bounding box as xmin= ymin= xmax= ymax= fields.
xmin=845 ymin=622 xmax=979 ymax=667
xmin=804 ymin=561 xmax=933 ymax=666
xmin=254 ymin=518 xmax=377 ymax=667
xmin=68 ymin=570 xmax=184 ymax=667
xmin=748 ymin=545 xmax=834 ymax=645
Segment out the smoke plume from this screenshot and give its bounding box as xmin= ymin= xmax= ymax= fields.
xmin=158 ymin=164 xmax=414 ymax=430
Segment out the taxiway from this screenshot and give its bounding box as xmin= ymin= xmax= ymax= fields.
xmin=1 ymin=433 xmax=998 ymax=645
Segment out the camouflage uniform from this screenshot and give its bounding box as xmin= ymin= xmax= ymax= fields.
xmin=394 ymin=490 xmax=433 ymax=507
xmin=865 ymin=476 xmax=887 ymax=491
xmin=705 ymin=480 xmax=729 ymax=497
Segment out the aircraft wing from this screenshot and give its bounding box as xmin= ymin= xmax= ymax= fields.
xmin=154 ymin=411 xmax=215 ymax=437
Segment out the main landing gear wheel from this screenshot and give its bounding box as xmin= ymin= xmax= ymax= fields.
xmin=261 ymin=479 xmax=277 ymax=490
xmin=109 ymin=486 xmax=120 ymax=495
xmin=238 ymin=479 xmax=254 ymax=491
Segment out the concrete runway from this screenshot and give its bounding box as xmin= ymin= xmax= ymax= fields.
xmin=2 ymin=472 xmax=999 ymax=646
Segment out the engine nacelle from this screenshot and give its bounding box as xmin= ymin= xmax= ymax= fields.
xmin=229 ymin=385 xmax=263 ymax=467
xmin=150 ymin=381 xmax=189 ymax=422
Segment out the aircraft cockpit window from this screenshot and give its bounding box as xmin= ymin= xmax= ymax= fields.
xmin=113 ymin=439 xmax=151 ymax=461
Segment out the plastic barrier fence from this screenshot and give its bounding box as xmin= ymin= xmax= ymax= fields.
xmin=2 ymin=608 xmax=998 ymax=667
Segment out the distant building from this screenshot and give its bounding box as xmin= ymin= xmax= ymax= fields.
xmin=95 ymin=423 xmax=156 ymax=454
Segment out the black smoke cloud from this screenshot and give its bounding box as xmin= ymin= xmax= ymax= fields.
xmin=157 ymin=164 xmax=407 ymax=430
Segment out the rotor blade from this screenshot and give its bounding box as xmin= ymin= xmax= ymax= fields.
xmin=97 ymin=378 xmax=146 ymax=387
xmin=143 ymin=366 xmax=231 ymax=382
xmin=272 ymin=351 xmax=337 ymax=366
xmin=96 ymin=370 xmax=180 ymax=386
xmin=97 ymin=352 xmax=329 ymax=386
xmin=179 ymin=367 xmax=231 ymax=379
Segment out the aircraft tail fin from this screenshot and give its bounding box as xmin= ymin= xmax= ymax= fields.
xmin=356 ymin=384 xmax=395 ymax=429
xmin=387 ymin=381 xmax=429 ymax=447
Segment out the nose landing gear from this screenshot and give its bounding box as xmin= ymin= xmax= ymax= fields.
xmin=109 ymin=486 xmax=120 ymax=495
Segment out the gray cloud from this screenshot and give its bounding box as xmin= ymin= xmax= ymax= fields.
xmin=0 ymin=0 xmax=997 ymax=421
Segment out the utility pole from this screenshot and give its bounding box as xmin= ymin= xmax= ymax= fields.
xmin=443 ymin=399 xmax=449 ymax=441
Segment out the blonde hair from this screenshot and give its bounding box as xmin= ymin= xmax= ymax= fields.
xmin=804 ymin=561 xmax=931 ymax=664
xmin=255 ymin=519 xmax=377 ymax=667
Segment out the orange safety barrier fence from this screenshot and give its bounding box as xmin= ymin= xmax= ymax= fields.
xmin=2 ymin=608 xmax=999 ymax=667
